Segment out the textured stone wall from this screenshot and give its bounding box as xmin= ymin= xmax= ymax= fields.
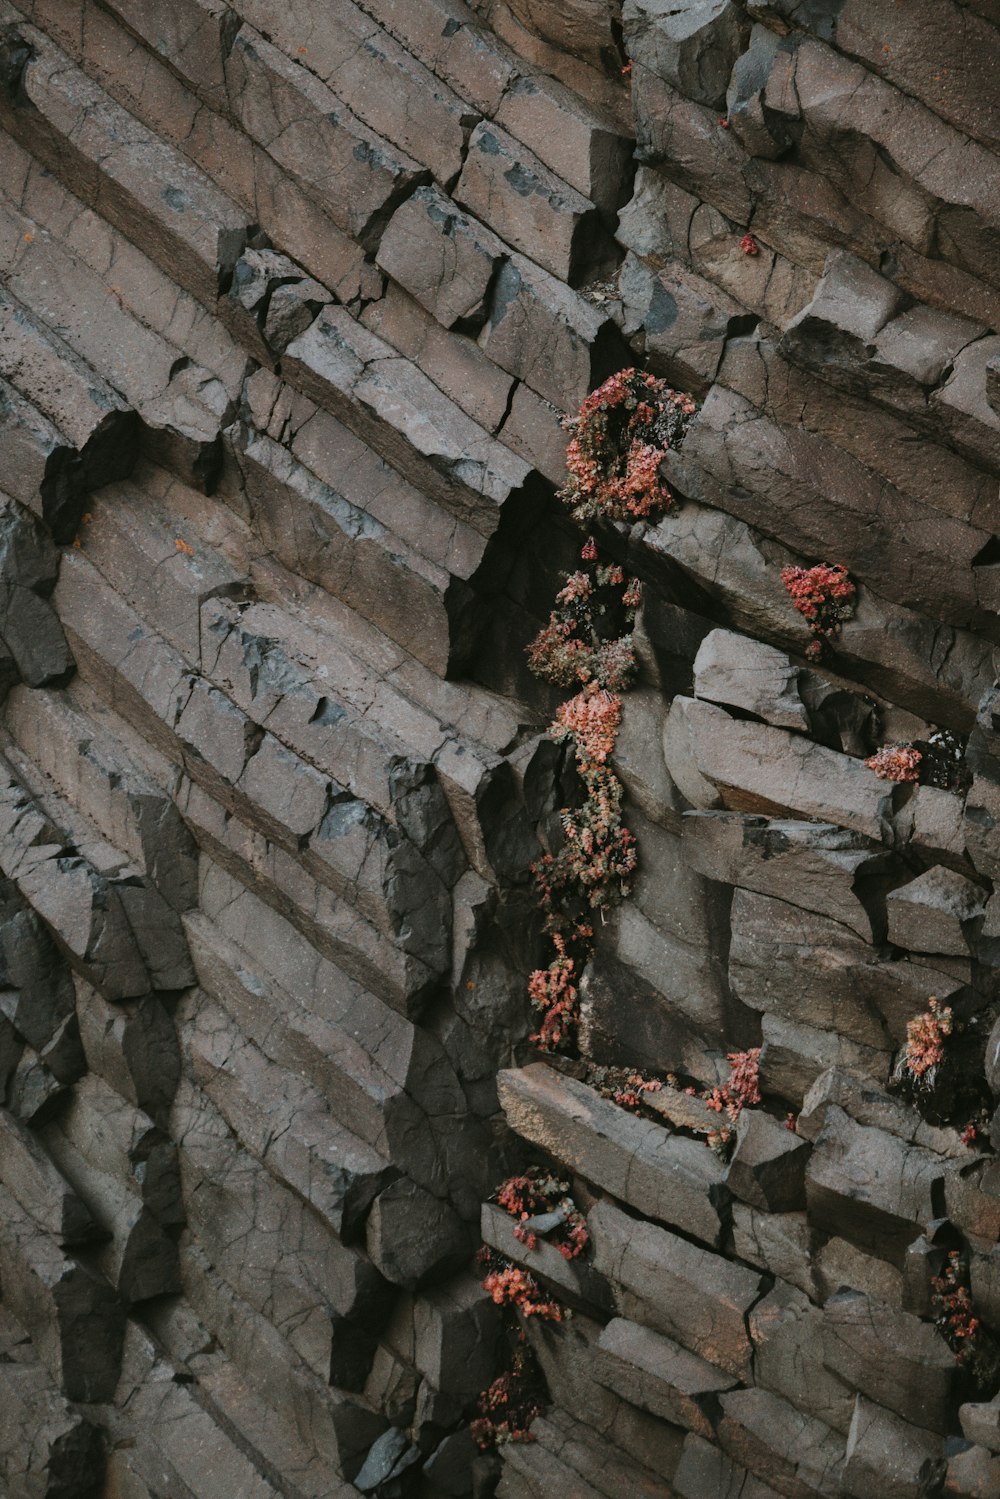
xmin=2 ymin=0 xmax=1000 ymax=1495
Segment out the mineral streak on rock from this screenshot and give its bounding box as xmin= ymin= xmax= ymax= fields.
xmin=1 ymin=0 xmax=1000 ymax=1493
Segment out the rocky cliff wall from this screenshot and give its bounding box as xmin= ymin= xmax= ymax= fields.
xmin=2 ymin=0 xmax=1000 ymax=1495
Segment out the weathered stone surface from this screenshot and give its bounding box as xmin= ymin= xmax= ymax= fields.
xmin=0 ymin=19 xmax=247 ymax=308
xmin=621 ymin=253 xmax=751 ymax=390
xmin=0 ymin=1179 xmax=125 ymax=1401
xmin=223 ymin=25 xmax=424 ymax=254
xmin=624 ymin=0 xmax=744 ymax=111
xmin=822 ymin=1291 xmax=956 ymax=1434
xmin=728 ymin=890 xmax=893 ymax=1051
xmin=724 ymin=1109 xmax=810 ymax=1213
xmin=455 ymin=120 xmax=608 ymax=285
xmin=693 ymin=628 xmax=810 ymax=731
xmin=674 ymin=1430 xmax=785 ymax=1499
xmin=179 ymin=990 xmax=396 ymax=1240
xmin=282 ymin=305 xmax=532 ymax=537
xmin=498 ymin=1064 xmax=729 ymax=1246
xmin=940 ymin=1442 xmax=1000 ymax=1496
xmin=365 ymin=1178 xmax=467 ymax=1288
xmin=806 ymin=1106 xmax=944 ymax=1260
xmin=593 ymin=1317 xmax=735 ymax=1437
xmin=377 ymin=185 xmax=507 ymax=332
xmin=750 ymin=1279 xmax=855 ymax=1435
xmin=232 ymin=0 xmax=473 ymax=185
xmin=0 ymin=1350 xmax=105 ymax=1499
xmin=799 ymin=1069 xmax=966 ymax=1160
xmin=663 ymin=697 xmax=892 ymax=839
xmin=885 ymin=865 xmax=987 ymax=956
xmin=589 ymin=1198 xmax=764 ymax=1378
xmin=841 ymin=1396 xmax=943 ymax=1499
xmin=0 ymin=1107 xmax=96 ymax=1246
xmin=717 ymin=1386 xmax=846 ymax=1498
xmin=961 ymin=1394 xmax=1000 ymax=1455
xmin=683 ymin=812 xmax=886 ymax=941
xmin=494 ymin=72 xmax=633 ymax=215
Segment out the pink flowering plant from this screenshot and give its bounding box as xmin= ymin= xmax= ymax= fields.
xmin=781 ymin=562 xmax=856 ymax=660
xmin=559 ymin=368 xmax=696 ymax=527
xmin=932 ymin=1248 xmax=1000 ymax=1397
xmin=495 ymin=1168 xmax=589 ymax=1258
xmin=524 ymin=373 xmax=700 ymax=1050
xmin=865 ymin=744 xmax=922 ymax=782
xmin=470 ymin=1339 xmax=547 ymax=1450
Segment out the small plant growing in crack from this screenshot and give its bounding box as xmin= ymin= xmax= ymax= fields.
xmin=781 ymin=562 xmax=856 ymax=660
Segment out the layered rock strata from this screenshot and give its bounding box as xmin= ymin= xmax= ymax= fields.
xmin=2 ymin=1 xmax=1000 ymax=1497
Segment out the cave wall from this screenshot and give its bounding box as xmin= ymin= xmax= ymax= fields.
xmin=2 ymin=0 xmax=1000 ymax=1494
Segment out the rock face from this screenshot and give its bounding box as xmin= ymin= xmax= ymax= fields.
xmin=1 ymin=0 xmax=999 ymax=1496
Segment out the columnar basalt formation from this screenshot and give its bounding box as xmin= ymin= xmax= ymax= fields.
xmin=2 ymin=1 xmax=1000 ymax=1496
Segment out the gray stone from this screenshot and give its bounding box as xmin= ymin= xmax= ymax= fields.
xmin=885 ymin=866 xmax=987 ymax=955
xmin=498 ymin=1063 xmax=729 ymax=1247
xmin=0 ymin=1179 xmax=125 ymax=1402
xmin=693 ymin=628 xmax=809 ymax=730
xmin=717 ymin=1386 xmax=846 ymax=1498
xmin=683 ymin=812 xmax=887 ymax=941
xmin=961 ymin=1395 xmax=1000 ymax=1455
xmin=593 ymin=1317 xmax=735 ymax=1437
xmin=750 ymin=1280 xmax=855 ymax=1435
xmin=724 ymin=1109 xmax=810 ymax=1213
xmin=624 ymin=0 xmax=745 ymax=110
xmin=589 ymin=1198 xmax=763 ymax=1378
xmin=841 ymin=1397 xmax=943 ymax=1499
xmin=822 ymin=1291 xmax=956 ymax=1434
xmin=454 ymin=121 xmax=608 ymax=286
xmin=806 ymin=1106 xmax=944 ymax=1260
xmin=663 ymin=697 xmax=893 ymax=840
xmin=365 ymin=1179 xmax=467 ymax=1289
xmin=0 ymin=1108 xmax=96 ymax=1246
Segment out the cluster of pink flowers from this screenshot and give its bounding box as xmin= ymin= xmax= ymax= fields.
xmin=480 ymin=1261 xmax=565 ymax=1321
xmin=527 ymin=547 xmax=640 ymax=696
xmin=552 ymin=685 xmax=622 ymax=765
xmin=559 ymin=369 xmax=695 ymax=527
xmin=704 ymin=1048 xmax=763 ymax=1124
xmin=526 ymin=937 xmax=579 ymax=1052
xmin=740 ymin=233 xmax=760 ymax=255
xmin=931 ymin=1249 xmax=1000 ymax=1390
xmin=899 ymin=998 xmax=953 ymax=1081
xmin=495 ymin=1168 xmax=589 ymax=1259
xmin=780 ymin=563 xmax=856 ymax=659
xmin=470 ymin=1342 xmax=546 ymax=1451
xmin=865 ymin=744 xmax=922 ymax=782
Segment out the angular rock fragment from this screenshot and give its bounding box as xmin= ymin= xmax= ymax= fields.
xmin=455 ymin=121 xmax=608 ymax=285
xmin=498 ymin=1063 xmax=729 ymax=1246
xmin=724 ymin=1109 xmax=810 ymax=1214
